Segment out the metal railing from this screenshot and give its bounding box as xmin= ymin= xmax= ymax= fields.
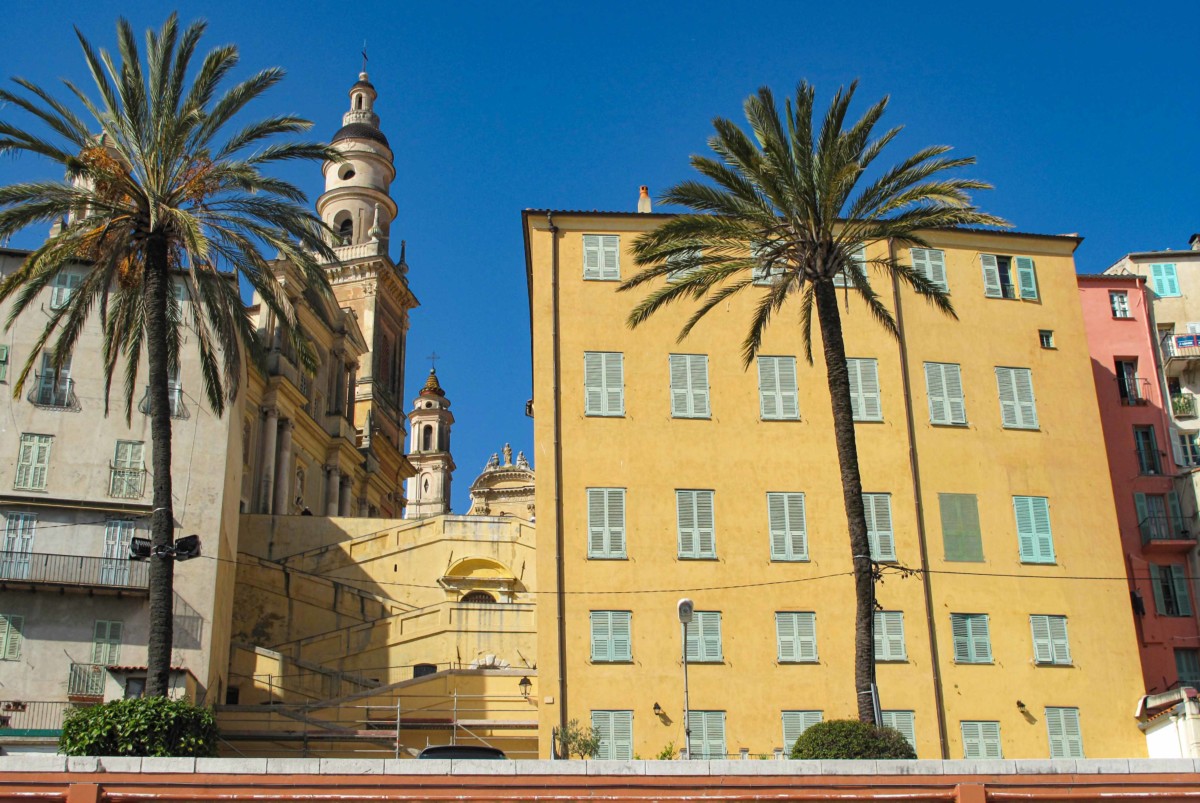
xmin=27 ymin=375 xmax=78 ymax=410
xmin=109 ymin=466 xmax=146 ymax=499
xmin=137 ymin=385 xmax=188 ymax=420
xmin=68 ymin=663 xmax=106 ymax=698
xmin=0 ymin=551 xmax=148 ymax=590
xmin=1139 ymin=515 xmax=1195 ymax=545
xmin=1135 ymin=447 xmax=1164 ymax=475
xmin=1162 ymin=334 xmax=1200 ymax=360
xmin=1120 ymin=377 xmax=1152 ymax=406
xmin=1174 ymin=393 xmax=1198 ymax=419
xmin=0 ymin=700 xmax=80 ymax=737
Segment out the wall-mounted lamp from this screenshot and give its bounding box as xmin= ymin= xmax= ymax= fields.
xmin=653 ymin=702 xmax=663 ymax=716
xmin=1016 ymin=700 xmax=1028 ymax=713
xmin=519 ymin=676 xmax=532 ymax=699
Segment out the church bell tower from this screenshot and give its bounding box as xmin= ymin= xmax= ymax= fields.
xmin=405 ymin=369 xmax=455 ymax=518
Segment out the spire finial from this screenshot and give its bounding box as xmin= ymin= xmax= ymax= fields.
xmin=361 ymin=40 xmax=368 ymax=75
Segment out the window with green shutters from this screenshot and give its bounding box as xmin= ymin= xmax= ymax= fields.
xmin=767 ymin=492 xmax=807 ymax=561
xmin=924 ymin=362 xmax=966 ymax=425
xmin=1013 ymin=496 xmax=1055 ymax=564
xmin=0 ymin=614 xmax=23 ymax=661
xmin=677 ymin=489 xmax=716 ymax=559
xmin=684 ymin=611 xmax=722 ymax=662
xmin=582 ymin=234 xmax=620 ymax=281
xmin=874 ymin=611 xmax=907 ymax=661
xmin=1175 ymin=649 xmax=1200 ymax=686
xmin=0 ymin=344 xmax=8 ymax=383
xmin=1149 ymin=263 xmax=1181 ymax=298
xmin=847 ymin=358 xmax=882 ymax=421
xmin=880 ymin=710 xmax=916 ymax=752
xmin=1134 ymin=492 xmax=1182 ymax=543
xmin=50 ymin=271 xmax=81 ymax=310
xmin=669 ymin=354 xmax=710 ymax=418
xmin=583 ymin=352 xmax=624 ymax=416
xmin=1044 ymin=707 xmax=1083 ymax=758
xmin=587 ymin=488 xmax=626 ymax=559
xmin=832 ymin=245 xmax=868 ymax=288
xmin=950 ymin=613 xmax=992 ymax=663
xmin=863 ymin=493 xmax=895 ymax=561
xmin=1014 ymin=257 xmax=1039 ymax=300
xmin=14 ymin=433 xmax=53 ymax=491
xmin=995 ymin=367 xmax=1038 ymax=429
xmin=782 ymin=710 xmax=823 ymax=751
xmin=666 ymin=248 xmax=702 ymax=283
xmin=2 ymin=513 xmax=36 ymax=579
xmin=591 ymin=710 xmax=633 ymax=760
xmin=940 ymin=494 xmax=983 ymax=562
xmin=910 ymin=248 xmax=948 ymax=292
xmin=92 ymin=620 xmax=122 ymax=665
xmin=981 ymin=254 xmax=1037 ymax=300
xmin=1149 ymin=564 xmax=1192 ymax=617
xmin=589 ymin=611 xmax=632 ymax=662
xmin=1134 ymin=426 xmax=1162 ymax=474
xmin=1030 ymin=615 xmax=1071 ymax=665
xmin=757 ymin=356 xmax=799 ymax=420
xmin=686 ymin=710 xmax=726 ymax=759
xmin=961 ymin=721 xmax=1002 ymax=759
xmin=775 ymin=612 xmax=818 ymax=663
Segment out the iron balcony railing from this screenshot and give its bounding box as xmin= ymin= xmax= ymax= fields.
xmin=1120 ymin=377 xmax=1152 ymax=406
xmin=137 ymin=385 xmax=188 ymax=420
xmin=0 ymin=700 xmax=80 ymax=737
xmin=27 ymin=374 xmax=79 ymax=410
xmin=109 ymin=465 xmax=146 ymax=499
xmin=1139 ymin=515 xmax=1195 ymax=545
xmin=1162 ymin=334 xmax=1200 ymax=361
xmin=68 ymin=663 xmax=106 ymax=698
xmin=1174 ymin=393 xmax=1198 ymax=419
xmin=0 ymin=551 xmax=148 ymax=590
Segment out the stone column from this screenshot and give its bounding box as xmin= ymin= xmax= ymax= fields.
xmin=346 ymin=365 xmax=357 ymax=425
xmin=273 ymin=418 xmax=294 ymax=515
xmin=339 ymin=477 xmax=353 ymax=517
xmin=332 ymin=352 xmax=346 ymax=415
xmin=258 ymin=408 xmax=279 ymax=514
xmin=326 ymin=465 xmax=342 ymax=516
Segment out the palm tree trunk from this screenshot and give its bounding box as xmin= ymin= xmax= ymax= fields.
xmin=814 ymin=279 xmax=878 ymax=724
xmin=144 ymin=233 xmax=176 ymax=698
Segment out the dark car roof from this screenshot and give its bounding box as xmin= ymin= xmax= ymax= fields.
xmin=417 ymin=745 xmax=507 ymax=760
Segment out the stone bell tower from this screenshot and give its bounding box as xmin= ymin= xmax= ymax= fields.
xmin=404 ymin=369 xmax=455 ymax=518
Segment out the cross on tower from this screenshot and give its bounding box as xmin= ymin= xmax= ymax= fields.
xmin=361 ymin=41 xmax=368 ymax=73
xmin=427 ymin=351 xmax=440 ymax=371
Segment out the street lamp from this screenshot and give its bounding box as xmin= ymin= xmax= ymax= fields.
xmin=678 ymin=598 xmax=694 ymax=758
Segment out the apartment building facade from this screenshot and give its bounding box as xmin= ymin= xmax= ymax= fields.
xmin=524 ymin=210 xmax=1146 ymax=761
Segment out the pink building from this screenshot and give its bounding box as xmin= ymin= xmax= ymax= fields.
xmin=1079 ymin=274 xmax=1200 ymax=693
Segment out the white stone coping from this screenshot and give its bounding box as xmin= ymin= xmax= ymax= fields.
xmin=0 ymin=757 xmax=1197 ymax=775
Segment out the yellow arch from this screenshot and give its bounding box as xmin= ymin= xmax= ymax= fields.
xmin=444 ymin=556 xmax=515 ymax=581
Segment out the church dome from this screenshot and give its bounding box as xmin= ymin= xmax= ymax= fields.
xmin=332 ymin=122 xmax=390 ymax=148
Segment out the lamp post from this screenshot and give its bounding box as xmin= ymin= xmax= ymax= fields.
xmin=678 ymin=598 xmax=694 ymax=758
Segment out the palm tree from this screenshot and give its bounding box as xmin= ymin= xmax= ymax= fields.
xmin=620 ymin=82 xmax=1007 ymax=723
xmin=0 ymin=14 xmax=338 ymax=696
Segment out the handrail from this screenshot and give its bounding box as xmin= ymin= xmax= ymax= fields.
xmin=0 ymin=551 xmax=148 ymax=589
xmin=27 ymin=374 xmax=79 ymax=411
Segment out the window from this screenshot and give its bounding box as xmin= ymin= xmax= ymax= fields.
xmin=924 ymin=362 xmax=966 ymax=425
xmin=666 ymin=248 xmax=702 ymax=283
xmin=940 ymin=493 xmax=983 ymax=562
xmin=684 ymin=611 xmax=722 ymax=662
xmin=101 ymin=520 xmax=135 ymax=585
xmin=167 ymin=365 xmax=184 ymax=418
xmin=961 ymin=721 xmax=1002 ymax=759
xmin=110 ymin=440 xmax=145 ymax=499
xmin=337 ymin=218 xmax=353 ymax=244
xmin=686 ymin=710 xmax=726 ymax=759
xmin=92 ymin=620 xmax=123 ymax=665
xmin=782 ymin=711 xmax=823 ymax=751
xmin=767 ymin=492 xmax=808 ymax=561
xmin=995 ymin=367 xmax=1038 ymax=429
xmin=874 ymin=611 xmax=907 ymax=661
xmin=1030 ymin=615 xmax=1072 ymax=665
xmin=2 ymin=513 xmax=36 ymax=581
xmin=1013 ymin=496 xmax=1055 ymax=564
xmin=168 ymin=280 xmax=188 ymax=324
xmin=587 ymin=488 xmax=626 ymax=559
xmin=1044 ymin=707 xmax=1083 ymax=758
xmin=832 ymin=245 xmax=867 ymax=288
xmin=676 ymin=489 xmax=716 ymax=559
xmin=460 ymin=591 xmax=496 ymax=604
xmin=668 ymin=354 xmax=710 ymax=418
xmin=1150 ymin=263 xmax=1180 ymax=298
xmin=752 ymin=241 xmax=785 ymax=286
xmin=0 ymin=614 xmax=23 ymax=661
xmin=589 ymin=611 xmax=632 ymax=662
xmin=35 ymin=353 xmax=72 ymax=407
xmin=1175 ymin=649 xmax=1200 ymax=687
xmin=591 ymin=710 xmax=633 ymax=760
xmin=758 ymin=356 xmax=799 ymax=420
xmin=1134 ymin=426 xmax=1162 ymax=474
xmin=950 ymin=613 xmax=992 ymax=663
xmin=863 ymin=493 xmax=895 ymax=561
xmin=1135 ymin=492 xmax=1184 ymax=542
xmin=1150 ymin=564 xmax=1192 ymax=617
xmin=123 ymin=676 xmax=146 ymax=699
xmin=1038 ymin=330 xmax=1055 ymax=349
xmin=1110 ymin=291 xmax=1132 ymax=318
xmin=776 ymin=612 xmax=818 ymax=663
xmin=845 ymin=358 xmax=882 ymax=421
xmin=49 ymin=271 xmax=81 ymax=310
xmin=910 ymin=248 xmax=948 ymax=292
xmin=0 ymin=344 xmax=8 ymax=383
xmin=14 ymin=434 xmax=53 ymax=491
xmin=981 ymin=254 xmax=1037 ymax=300
xmin=1116 ymin=360 xmax=1142 ymax=405
xmin=880 ymin=710 xmax=916 ymax=752
xmin=583 ymin=234 xmax=620 ymax=281
xmin=583 ymin=352 xmax=624 ymax=416
xmin=1179 ymin=432 xmax=1200 ymax=468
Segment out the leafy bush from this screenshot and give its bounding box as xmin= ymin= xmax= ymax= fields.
xmin=555 ymin=718 xmax=601 ymax=759
xmin=790 ymin=719 xmax=916 ymax=760
xmin=59 ymin=697 xmax=218 ymax=757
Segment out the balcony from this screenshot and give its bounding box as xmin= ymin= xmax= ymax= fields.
xmin=0 ymin=700 xmax=80 ymax=738
xmin=1161 ymin=335 xmax=1200 ymax=377
xmin=1174 ymin=393 xmax=1199 ymax=419
xmin=1121 ymin=377 xmax=1153 ymax=406
xmin=1139 ymin=515 xmax=1197 ymax=552
xmin=0 ymin=552 xmax=148 ymax=592
xmin=109 ymin=466 xmax=146 ymax=499
xmin=68 ymin=663 xmax=106 ymax=701
xmin=27 ymin=375 xmax=79 ymax=411
xmin=137 ymin=386 xmax=188 ymax=420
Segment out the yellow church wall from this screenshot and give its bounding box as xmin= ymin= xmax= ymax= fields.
xmin=525 ymin=212 xmax=1145 ymax=760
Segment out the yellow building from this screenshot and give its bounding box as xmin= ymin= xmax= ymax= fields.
xmin=522 ymin=209 xmax=1146 ymax=761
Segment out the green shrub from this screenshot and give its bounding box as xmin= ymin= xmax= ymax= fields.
xmin=59 ymin=697 xmax=218 ymax=757
xmin=790 ymin=719 xmax=916 ymax=760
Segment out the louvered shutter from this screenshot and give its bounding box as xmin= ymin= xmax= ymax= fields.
xmin=1030 ymin=615 xmax=1054 ymax=663
xmin=606 ymin=710 xmax=633 ymax=760
xmin=1134 ymin=493 xmax=1150 ymax=541
xmin=1015 ymin=257 xmax=1039 ymax=300
xmin=30 ymin=436 xmax=50 ymax=490
xmin=940 ymin=493 xmax=983 ymax=562
xmin=768 ymin=492 xmax=807 ymax=561
xmin=587 ymin=489 xmax=625 ymax=558
xmin=943 ymin=364 xmax=966 ymax=424
xmin=1046 ymin=708 xmax=1083 ymax=758
xmin=590 ymin=612 xmax=611 ymax=662
xmin=881 ymin=711 xmax=916 ymax=750
xmin=961 ymin=721 xmax=983 ymax=759
xmin=603 ymin=353 xmax=624 ymax=414
xmin=776 ymin=612 xmax=798 ymax=662
xmin=693 ymin=711 xmax=725 ymax=759
xmin=15 ymin=436 xmax=34 ymax=489
xmin=1150 ymin=564 xmax=1167 ymax=614
xmin=669 ymin=355 xmax=709 ymax=418
xmin=606 ymin=489 xmax=625 ymax=557
xmin=610 ymin=611 xmax=631 ymax=661
xmin=0 ymin=344 xmax=8 ymax=383
xmin=584 ymin=353 xmax=603 ymax=415
xmin=1 ymin=615 xmax=23 ymax=660
xmin=1151 ymin=264 xmax=1180 ymax=297
xmin=925 ymin=363 xmax=949 ymax=424
xmin=758 ymin=358 xmax=780 ymax=419
xmin=1171 ymin=565 xmax=1193 ymax=616
xmin=874 ymin=611 xmax=906 ymax=661
xmin=951 ymin=615 xmax=972 ymax=663
xmin=598 ymin=235 xmax=620 ymax=280
xmin=863 ymin=494 xmax=895 ymax=561
xmin=1013 ymin=369 xmax=1038 ymax=428
xmin=669 ymin=355 xmax=690 ymax=416
xmin=1015 ymin=496 xmax=1054 ymax=563
xmin=834 ymin=246 xmax=867 ymax=288
xmin=996 ymin=368 xmax=1019 ymax=427
xmin=847 ymin=359 xmax=882 ymax=421
xmin=1169 ymin=492 xmax=1185 ymax=535
xmin=677 ymin=491 xmax=696 ymax=557
xmin=979 ymin=722 xmax=1002 ymax=758
xmin=924 ymin=249 xmax=948 ymax=291
xmin=1047 ymin=616 xmax=1071 ymax=664
xmin=700 ymin=611 xmax=722 ymax=661
xmin=981 ymin=254 xmax=1002 ymax=297
xmin=782 ymin=711 xmax=823 ymax=750
xmin=591 ymin=711 xmax=614 ymax=759
xmin=972 ymin=616 xmax=992 ymax=663
xmin=695 ymin=491 xmax=715 ymax=557
xmin=92 ymin=620 xmax=122 ymax=665
xmin=689 ymin=356 xmax=709 ymax=417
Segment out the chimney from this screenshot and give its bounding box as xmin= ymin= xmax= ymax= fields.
xmin=637 ymin=186 xmax=652 ymax=214
xmin=1190 ymin=234 xmax=1200 ymax=251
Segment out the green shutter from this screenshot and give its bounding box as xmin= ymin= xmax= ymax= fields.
xmin=590 ymin=611 xmax=611 ymax=661
xmin=962 ymin=721 xmax=1001 ymax=759
xmin=0 ymin=344 xmax=8 ymax=383
xmin=1151 ymin=264 xmax=1180 ymax=297
xmin=782 ymin=711 xmax=823 ymax=751
xmin=583 ymin=353 xmax=603 ymax=415
xmin=0 ymin=614 xmax=23 ymax=661
xmin=1047 ymin=616 xmax=1071 ymax=664
xmin=1171 ymin=565 xmax=1192 ymax=616
xmin=981 ymin=254 xmax=1002 ymax=298
xmin=911 ymin=248 xmax=948 ymax=292
xmin=1045 ymin=707 xmax=1083 ymax=758
xmin=951 ymin=614 xmax=991 ymax=663
xmin=1015 ymin=257 xmax=1039 ymax=300
xmin=881 ymin=711 xmax=916 ymax=751
xmin=669 ymin=355 xmax=689 ymax=416
xmin=677 ymin=490 xmax=716 ymax=559
xmin=1169 ymin=492 xmax=1185 ymax=535
xmin=940 ymin=494 xmax=983 ymax=562
xmin=863 ymin=493 xmax=895 ymax=560
xmin=92 ymin=620 xmax=122 ymax=665
xmin=758 ymin=357 xmax=798 ymax=420
xmin=776 ymin=612 xmax=817 ymax=663
xmin=1030 ymin=615 xmax=1055 ymax=663
xmin=669 ymin=355 xmax=709 ymax=418
xmin=694 ymin=491 xmax=715 ymax=558
xmin=951 ymin=615 xmax=971 ymax=663
xmin=1014 ymin=496 xmax=1054 ymax=563
xmin=583 ymin=235 xmax=620 ymax=280
xmin=768 ymin=492 xmax=807 ymax=561
xmin=847 ymin=359 xmax=882 ymax=421
xmin=588 ymin=488 xmax=626 ymax=559
xmin=874 ymin=611 xmax=906 ymax=661
xmin=1150 ymin=564 xmax=1167 ymax=614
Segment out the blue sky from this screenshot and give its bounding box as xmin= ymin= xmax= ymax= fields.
xmin=2 ymin=1 xmax=1197 ymax=509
